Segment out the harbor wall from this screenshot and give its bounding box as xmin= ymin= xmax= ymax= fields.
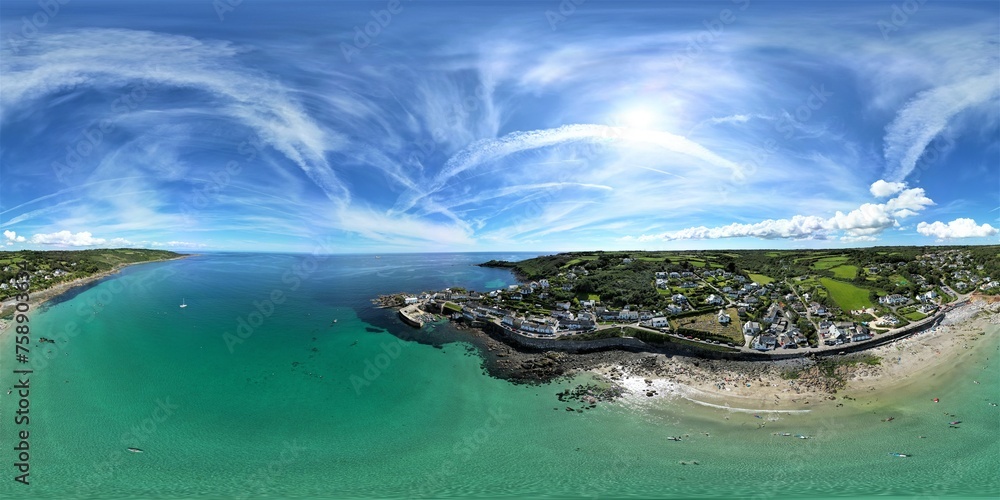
xmin=475 ymin=309 xmax=949 ymax=361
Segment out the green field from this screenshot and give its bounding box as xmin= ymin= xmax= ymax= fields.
xmin=747 ymin=273 xmax=774 ymax=285
xmin=903 ymin=311 xmax=927 ymax=321
xmin=671 ymin=308 xmax=744 ymax=344
xmin=819 ymin=278 xmax=873 ymax=311
xmin=830 ymin=265 xmax=859 ymax=279
xmin=812 ymin=256 xmax=850 ymax=270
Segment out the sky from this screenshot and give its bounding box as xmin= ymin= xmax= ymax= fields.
xmin=1 ymin=0 xmax=998 ymax=253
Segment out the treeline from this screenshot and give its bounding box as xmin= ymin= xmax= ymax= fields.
xmin=574 ymin=269 xmax=659 ymax=307
xmin=0 ymin=249 xmax=181 ymax=288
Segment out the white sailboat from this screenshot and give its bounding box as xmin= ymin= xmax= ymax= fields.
xmin=180 ymin=298 xmax=187 ymax=308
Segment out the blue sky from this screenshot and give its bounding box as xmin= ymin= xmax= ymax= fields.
xmin=1 ymin=0 xmax=998 ymax=253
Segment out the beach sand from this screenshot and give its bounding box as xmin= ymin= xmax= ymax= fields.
xmin=0 ymin=255 xmax=188 ymax=326
xmin=591 ymin=298 xmax=1000 ymax=413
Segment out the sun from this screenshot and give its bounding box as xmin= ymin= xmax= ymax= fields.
xmin=616 ymin=107 xmax=658 ymax=129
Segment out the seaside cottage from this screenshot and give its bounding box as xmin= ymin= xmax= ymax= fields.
xmin=717 ymin=310 xmax=731 ymax=324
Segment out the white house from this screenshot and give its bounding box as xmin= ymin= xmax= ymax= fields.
xmin=743 ymin=321 xmax=761 ymax=336
xmin=618 ymin=309 xmax=639 ymax=321
xmin=717 ymin=310 xmax=731 ymax=324
xmin=648 ymin=316 xmax=669 ymax=328
xmin=404 ymin=297 xmax=419 ymax=305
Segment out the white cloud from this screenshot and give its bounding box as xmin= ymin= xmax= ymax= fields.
xmin=3 ymin=230 xmax=26 ymax=243
xmin=841 ymin=235 xmax=878 ymax=243
xmin=638 ymin=215 xmax=829 ymax=242
xmin=1 ymin=29 xmax=350 ymax=205
xmin=885 ymin=187 xmax=934 ymax=215
xmin=395 ymin=124 xmax=742 ymax=214
xmin=916 ymin=218 xmax=999 ymax=239
xmin=869 ymin=180 xmax=906 ymax=198
xmin=883 ymin=73 xmax=1000 ymax=182
xmin=29 ymin=230 xmax=128 ymax=247
xmin=635 ymin=189 xmax=935 ymax=242
xmin=150 ymin=241 xmax=207 ymax=248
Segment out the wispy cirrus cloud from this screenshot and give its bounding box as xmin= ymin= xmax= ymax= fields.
xmin=0 ymin=3 xmax=995 ymax=252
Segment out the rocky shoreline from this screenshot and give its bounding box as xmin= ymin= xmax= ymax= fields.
xmin=419 ymin=299 xmax=999 ymax=411
xmin=448 ymin=317 xmax=851 ymax=395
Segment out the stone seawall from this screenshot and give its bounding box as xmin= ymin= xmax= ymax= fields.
xmin=478 ymin=310 xmax=947 ymax=362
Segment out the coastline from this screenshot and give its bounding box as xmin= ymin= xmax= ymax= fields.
xmin=0 ymin=254 xmax=189 ymax=325
xmin=424 ymin=298 xmax=999 ymax=412
xmin=592 ymin=298 xmax=999 ymax=413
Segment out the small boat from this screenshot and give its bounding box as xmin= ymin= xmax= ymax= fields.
xmin=933 ymin=398 xmax=939 ymax=403
xmin=888 ymin=452 xmax=910 ymax=458
xmin=179 ymin=298 xmax=187 ymax=308
xmin=667 ymin=436 xmax=682 ymax=441
xmin=127 ymin=447 xmax=144 ymax=453
xmin=949 ymin=421 xmax=961 ymax=425
xmin=795 ymin=434 xmax=810 ymax=439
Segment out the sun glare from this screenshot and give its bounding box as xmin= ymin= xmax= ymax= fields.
xmin=617 ymin=107 xmax=658 ymax=129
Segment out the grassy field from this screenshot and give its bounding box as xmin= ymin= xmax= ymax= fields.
xmin=819 ymin=278 xmax=873 ymax=310
xmin=670 ymin=308 xmax=744 ymax=344
xmin=830 ymin=265 xmax=859 ymax=279
xmin=561 ymin=256 xmax=598 ymax=268
xmin=747 ymin=273 xmax=774 ymax=285
xmin=903 ymin=311 xmax=928 ymax=321
xmin=812 ymin=255 xmax=850 ymax=270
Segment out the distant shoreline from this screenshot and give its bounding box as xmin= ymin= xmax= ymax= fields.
xmin=0 ymin=254 xmax=189 ymax=322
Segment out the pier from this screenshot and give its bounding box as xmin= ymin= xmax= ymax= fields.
xmin=398 ymin=304 xmax=426 ymax=328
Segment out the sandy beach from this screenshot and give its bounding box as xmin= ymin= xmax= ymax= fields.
xmin=591 ymin=297 xmax=1000 ymax=412
xmin=0 ymin=255 xmax=188 ymax=326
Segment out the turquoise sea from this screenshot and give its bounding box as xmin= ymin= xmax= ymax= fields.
xmin=1 ymin=253 xmax=998 ymax=498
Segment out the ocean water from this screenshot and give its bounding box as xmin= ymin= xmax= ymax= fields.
xmin=1 ymin=253 xmax=997 ymax=498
